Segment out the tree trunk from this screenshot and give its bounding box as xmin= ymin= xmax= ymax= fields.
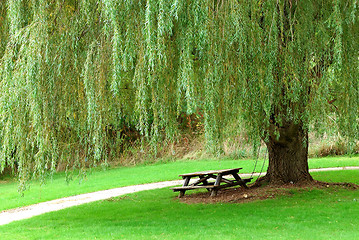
xmin=264 ymin=122 xmax=313 ymax=185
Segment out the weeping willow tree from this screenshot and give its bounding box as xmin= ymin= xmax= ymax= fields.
xmin=0 ymin=0 xmax=358 ymax=188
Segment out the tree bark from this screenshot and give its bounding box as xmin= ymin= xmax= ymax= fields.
xmin=263 ymin=121 xmax=313 ymax=185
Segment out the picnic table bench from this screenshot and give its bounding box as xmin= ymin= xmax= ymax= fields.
xmin=170 ymin=168 xmax=252 ymax=197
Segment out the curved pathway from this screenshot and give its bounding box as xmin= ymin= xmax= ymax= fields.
xmin=1 ymin=166 xmax=359 ymax=226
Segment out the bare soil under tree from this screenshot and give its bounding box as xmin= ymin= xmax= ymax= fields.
xmin=179 ymin=181 xmax=358 ymax=204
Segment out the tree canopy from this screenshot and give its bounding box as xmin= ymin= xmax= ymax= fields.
xmin=0 ymin=0 xmax=358 ymax=189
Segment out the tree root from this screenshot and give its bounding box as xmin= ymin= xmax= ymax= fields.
xmin=250 ymin=174 xmax=317 ymax=188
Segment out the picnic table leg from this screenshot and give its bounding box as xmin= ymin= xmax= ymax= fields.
xmin=179 ymin=176 xmax=191 ymax=198
xmin=211 ymin=173 xmax=222 ymax=197
xmin=232 ymin=173 xmax=249 ymax=189
xmin=203 ymin=179 xmax=211 ymax=191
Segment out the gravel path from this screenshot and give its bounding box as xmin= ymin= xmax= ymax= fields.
xmin=1 ymin=166 xmax=358 ymax=226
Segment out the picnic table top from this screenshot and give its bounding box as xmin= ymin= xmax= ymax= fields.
xmin=179 ymin=168 xmax=243 ymax=177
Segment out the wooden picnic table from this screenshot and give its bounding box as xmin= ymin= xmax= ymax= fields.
xmin=170 ymin=168 xmax=252 ymax=197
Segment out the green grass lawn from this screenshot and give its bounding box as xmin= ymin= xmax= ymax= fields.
xmin=0 ymin=170 xmax=358 ymax=240
xmin=0 ymin=155 xmax=358 ymax=211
